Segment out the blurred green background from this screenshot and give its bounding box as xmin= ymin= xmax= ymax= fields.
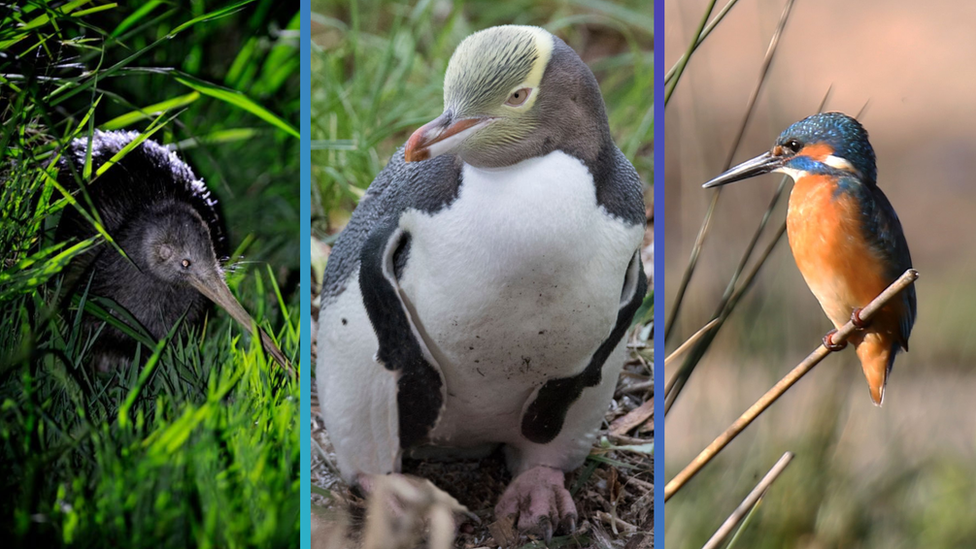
xmin=0 ymin=1 xmax=300 ymax=546
xmin=664 ymin=0 xmax=976 ymax=547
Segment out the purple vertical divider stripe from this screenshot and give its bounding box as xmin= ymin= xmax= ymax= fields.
xmin=653 ymin=0 xmax=665 ymax=544
xmin=300 ymin=0 xmax=312 ymax=546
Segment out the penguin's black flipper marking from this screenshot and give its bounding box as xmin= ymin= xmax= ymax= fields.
xmin=521 ymin=251 xmax=646 ymax=444
xmin=359 ymin=220 xmax=444 ymax=449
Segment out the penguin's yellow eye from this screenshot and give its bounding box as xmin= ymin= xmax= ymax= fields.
xmin=505 ymin=88 xmax=531 ymax=107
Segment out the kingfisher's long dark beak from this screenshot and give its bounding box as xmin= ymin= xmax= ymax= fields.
xmin=702 ymin=151 xmax=786 ymax=188
xmin=189 ymin=267 xmax=293 ymax=374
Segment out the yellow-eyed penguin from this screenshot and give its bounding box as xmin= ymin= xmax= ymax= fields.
xmin=317 ymin=25 xmax=647 ymax=539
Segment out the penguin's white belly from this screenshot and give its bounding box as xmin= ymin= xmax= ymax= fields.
xmin=398 ymin=151 xmax=642 ymax=446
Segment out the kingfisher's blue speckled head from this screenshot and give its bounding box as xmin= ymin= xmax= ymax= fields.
xmin=703 ymin=112 xmax=877 ymax=188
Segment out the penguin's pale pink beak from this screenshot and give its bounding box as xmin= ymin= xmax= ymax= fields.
xmin=404 ymin=111 xmax=492 ymax=162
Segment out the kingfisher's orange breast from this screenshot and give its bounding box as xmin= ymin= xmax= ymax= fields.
xmin=786 ymin=175 xmax=892 ymax=328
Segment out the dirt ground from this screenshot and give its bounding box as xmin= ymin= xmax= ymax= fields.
xmin=310 ymin=360 xmax=653 ymax=549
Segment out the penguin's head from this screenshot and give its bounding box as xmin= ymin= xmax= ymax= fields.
xmin=404 ymin=25 xmax=611 ymax=168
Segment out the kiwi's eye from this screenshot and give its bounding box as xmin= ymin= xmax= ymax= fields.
xmin=505 ymin=88 xmax=531 ymax=107
xmin=783 ymin=138 xmax=803 ymax=153
xmin=181 ymin=259 xmax=191 ymax=269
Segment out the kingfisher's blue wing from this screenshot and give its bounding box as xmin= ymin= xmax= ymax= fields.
xmin=857 ymin=181 xmax=916 ymax=349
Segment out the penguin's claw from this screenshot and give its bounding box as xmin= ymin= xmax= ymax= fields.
xmin=565 ymin=515 xmax=577 ymax=536
xmin=540 ymin=516 xmax=553 ymax=545
xmin=494 ymin=465 xmax=578 ymax=542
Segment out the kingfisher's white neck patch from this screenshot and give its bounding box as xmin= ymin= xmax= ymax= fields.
xmin=775 ymin=166 xmax=807 ymax=181
xmin=822 ymin=154 xmax=861 ymax=176
xmin=778 ymin=154 xmax=860 ymax=182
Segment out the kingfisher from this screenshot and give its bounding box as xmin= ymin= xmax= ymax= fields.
xmin=703 ymin=112 xmax=915 ymax=406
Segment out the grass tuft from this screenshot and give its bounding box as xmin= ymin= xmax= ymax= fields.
xmin=1 ymin=1 xmax=300 ymax=545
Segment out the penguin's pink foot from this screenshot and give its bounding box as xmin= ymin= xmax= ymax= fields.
xmin=494 ymin=466 xmax=577 ymax=544
xmin=823 ymin=329 xmax=848 ymax=352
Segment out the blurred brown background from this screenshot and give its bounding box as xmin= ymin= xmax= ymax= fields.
xmin=664 ymin=0 xmax=976 ymax=547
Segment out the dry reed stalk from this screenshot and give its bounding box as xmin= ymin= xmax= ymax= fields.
xmin=664 ymin=269 xmax=919 ymax=501
xmin=701 ymin=452 xmax=794 ymax=549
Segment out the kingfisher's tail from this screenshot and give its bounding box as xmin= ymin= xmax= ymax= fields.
xmin=854 ymin=333 xmax=901 ymax=406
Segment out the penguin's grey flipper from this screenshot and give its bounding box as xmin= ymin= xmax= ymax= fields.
xmin=359 ymin=220 xmax=446 ymax=449
xmin=317 ymin=153 xmax=459 ymax=485
xmin=519 ymin=250 xmax=647 ymax=445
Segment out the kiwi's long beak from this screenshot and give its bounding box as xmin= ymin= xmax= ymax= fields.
xmin=189 ymin=268 xmax=293 ymax=375
xmin=702 ymin=151 xmax=786 ymax=188
xmin=404 ymin=110 xmax=492 ymax=162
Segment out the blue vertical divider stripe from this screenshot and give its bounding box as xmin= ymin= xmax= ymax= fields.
xmin=300 ymin=0 xmax=311 ymax=546
xmin=653 ymin=0 xmax=665 ymax=544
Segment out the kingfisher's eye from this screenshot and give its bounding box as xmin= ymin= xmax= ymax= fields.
xmin=181 ymin=259 xmax=191 ymax=269
xmin=783 ymin=138 xmax=803 ymax=153
xmin=505 ymin=88 xmax=531 ymax=107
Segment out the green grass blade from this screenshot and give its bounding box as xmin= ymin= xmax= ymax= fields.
xmin=100 ymin=92 xmax=200 ymax=130
xmin=110 ymin=1 xmax=164 ymax=37
xmin=174 ymin=74 xmax=299 ymax=138
xmin=169 ymin=0 xmax=255 ymax=36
